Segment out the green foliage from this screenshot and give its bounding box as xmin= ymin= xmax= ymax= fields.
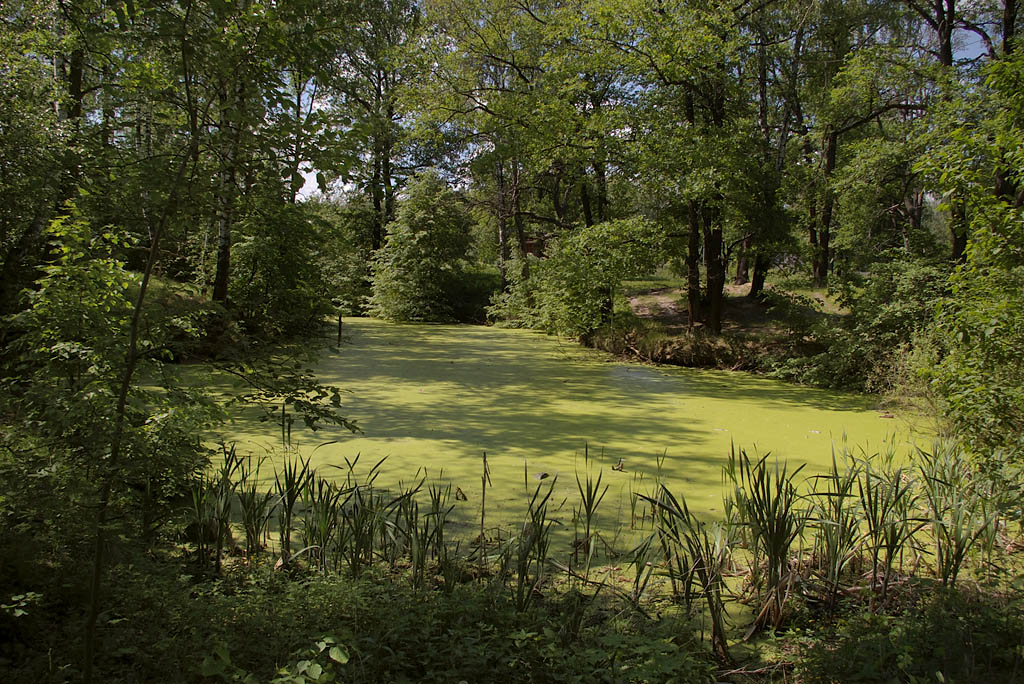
xmin=1 ymin=559 xmax=716 ymax=683
xmin=920 ymin=51 xmax=1024 ymax=460
xmin=308 ymin=196 xmax=377 ymax=317
xmin=1 ymin=217 xmax=216 ymax=537
xmin=489 ymin=218 xmax=664 ymax=337
xmin=768 ymin=258 xmax=948 ymax=392
xmin=796 ymin=590 xmax=1024 ymax=684
xmin=369 ymin=171 xmax=475 ymax=322
xmin=231 ymin=198 xmax=334 ymax=336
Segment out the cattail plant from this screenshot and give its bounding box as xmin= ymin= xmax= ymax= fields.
xmin=187 ymin=472 xmax=215 ymax=569
xmin=646 ymin=485 xmax=733 ymax=662
xmin=572 ymin=461 xmax=608 ymax=578
xmin=858 ymin=453 xmax=920 ymax=609
xmin=236 ymin=454 xmax=276 ymax=559
xmin=917 ymin=441 xmax=992 ymax=588
xmin=274 ymin=451 xmax=312 ymax=567
xmin=627 ymin=534 xmax=656 ymax=610
xmin=301 ymin=475 xmax=342 ymax=573
xmin=808 ymin=450 xmax=862 ymax=613
xmin=510 ymin=481 xmax=556 ymax=612
xmin=726 ymin=447 xmax=806 ymax=635
xmin=211 ymin=444 xmax=244 ymax=574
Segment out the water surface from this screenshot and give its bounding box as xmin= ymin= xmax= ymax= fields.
xmin=224 ymin=318 xmax=924 ymax=527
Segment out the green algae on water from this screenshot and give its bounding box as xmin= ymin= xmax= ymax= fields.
xmin=222 ymin=318 xmax=925 ymax=531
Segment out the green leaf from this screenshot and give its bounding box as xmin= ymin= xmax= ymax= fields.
xmin=328 ymin=646 xmax=348 ymax=664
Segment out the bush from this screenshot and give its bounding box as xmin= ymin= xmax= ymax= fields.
xmin=488 ymin=218 xmax=664 ymax=338
xmin=797 ymin=589 xmax=1024 ymax=683
xmin=1 ymin=562 xmax=717 ymax=683
xmin=369 ymin=171 xmax=475 ymax=322
xmin=231 ymin=197 xmax=334 ymax=337
xmin=767 ymin=258 xmax=948 ymax=392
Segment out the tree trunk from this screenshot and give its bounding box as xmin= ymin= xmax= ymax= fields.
xmin=734 ymin=237 xmax=751 ymax=285
xmin=496 ymin=162 xmax=510 ymax=289
xmin=703 ymin=207 xmax=725 ymax=335
xmin=594 ymin=161 xmax=608 ymax=223
xmin=580 ymin=175 xmax=594 ymax=227
xmin=370 ymin=136 xmax=385 ymax=250
xmin=212 ymin=85 xmax=240 ymax=304
xmin=950 ymin=199 xmax=968 ymax=262
xmin=382 ymin=104 xmax=396 ymax=227
xmin=812 ymin=128 xmax=837 ymax=287
xmin=686 ymin=200 xmax=702 ymax=328
xmin=749 ymin=254 xmax=770 ymax=299
xmin=1003 ymin=0 xmax=1018 ymax=55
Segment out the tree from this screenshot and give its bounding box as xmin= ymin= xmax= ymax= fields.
xmin=923 ymin=49 xmax=1024 ymax=459
xmin=369 ymin=170 xmax=473 ymax=321
xmin=490 ymin=217 xmax=664 ymax=337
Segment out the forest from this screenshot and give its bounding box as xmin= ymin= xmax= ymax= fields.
xmin=1 ymin=0 xmax=1023 ymax=681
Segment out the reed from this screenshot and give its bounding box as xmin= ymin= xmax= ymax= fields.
xmin=572 ymin=449 xmax=608 ymax=577
xmin=808 ymin=450 xmax=862 ymax=613
xmin=858 ymin=452 xmax=920 ymax=608
xmin=646 ymin=485 xmax=733 ymax=662
xmin=917 ymin=441 xmax=992 ymax=588
xmin=274 ymin=451 xmax=312 ymax=566
xmin=510 ymin=481 xmax=556 ymax=612
xmin=726 ymin=446 xmax=806 ymax=635
xmin=236 ymin=454 xmax=276 ymax=559
xmin=301 ymin=475 xmax=342 ymax=573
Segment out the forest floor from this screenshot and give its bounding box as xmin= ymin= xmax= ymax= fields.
xmin=611 ymin=276 xmax=845 ymax=370
xmin=627 ymin=282 xmax=781 ymax=336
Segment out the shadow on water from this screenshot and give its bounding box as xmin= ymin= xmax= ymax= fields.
xmin=220 ymin=318 xmax=924 ymax=537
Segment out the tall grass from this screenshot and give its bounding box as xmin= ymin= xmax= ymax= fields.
xmin=724 ymin=446 xmax=806 ymax=635
xmin=647 ymin=485 xmax=734 ymax=661
xmin=808 ymin=450 xmax=861 ymax=613
xmin=858 ymin=450 xmax=920 ymax=608
xmin=274 ymin=451 xmax=312 ymax=566
xmin=182 ymin=435 xmax=1021 ymax=659
xmin=918 ymin=441 xmax=993 ymax=588
xmin=504 ymin=481 xmax=556 ymax=612
xmin=572 ymin=447 xmax=608 ymax=577
xmin=236 ymin=454 xmax=276 ymax=558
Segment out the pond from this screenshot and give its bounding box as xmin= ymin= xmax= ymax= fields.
xmin=223 ymin=318 xmax=927 ymax=536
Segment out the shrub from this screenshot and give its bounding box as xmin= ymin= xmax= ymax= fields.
xmin=369 ymin=171 xmax=474 ymax=322
xmin=488 ymin=218 xmax=664 ymax=338
xmin=796 ymin=589 xmax=1024 ymax=683
xmin=767 ymin=258 xmax=947 ymax=392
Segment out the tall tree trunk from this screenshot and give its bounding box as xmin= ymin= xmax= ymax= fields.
xmin=382 ymin=104 xmax=396 ymax=226
xmin=594 ymin=161 xmax=608 ymax=223
xmin=812 ymin=128 xmax=837 ymax=287
xmin=686 ymin=200 xmax=702 ymax=328
xmin=951 ymin=199 xmax=968 ymax=262
xmin=749 ymin=254 xmax=770 ymax=299
xmin=735 ymin=237 xmax=751 ymax=285
xmin=703 ymin=207 xmax=725 ymax=335
xmin=512 ymin=162 xmax=530 ymax=282
xmin=370 ymin=144 xmax=384 ymax=250
xmin=1003 ymin=0 xmax=1018 ymax=54
xmin=904 ymin=190 xmax=924 ymax=251
xmin=212 ymin=85 xmax=240 ymax=304
xmin=496 ymin=162 xmax=510 ymax=289
xmin=580 ymin=175 xmax=594 ymax=227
